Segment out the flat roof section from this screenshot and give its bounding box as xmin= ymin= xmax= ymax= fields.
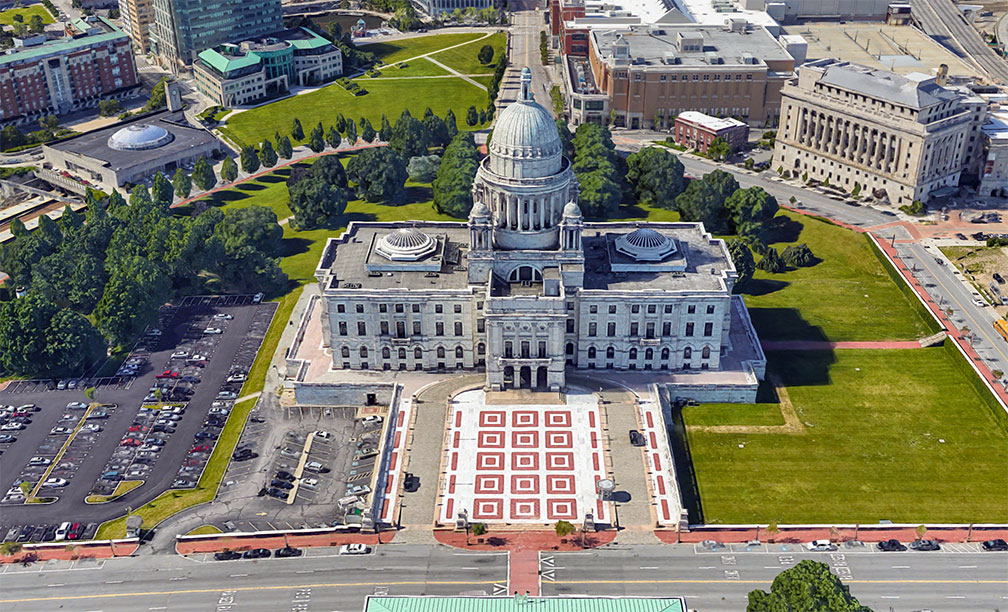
xmin=592 ymin=24 xmax=790 ymax=68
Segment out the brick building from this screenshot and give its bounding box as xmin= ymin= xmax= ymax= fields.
xmin=0 ymin=16 xmax=139 ymax=123
xmin=673 ymin=111 xmax=749 ymax=152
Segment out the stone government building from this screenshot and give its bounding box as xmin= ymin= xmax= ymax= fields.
xmin=309 ymin=69 xmax=766 ymax=399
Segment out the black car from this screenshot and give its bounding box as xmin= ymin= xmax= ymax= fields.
xmin=982 ymin=538 xmax=1008 ymax=551
xmin=250 ymin=416 xmax=266 ymax=424
xmin=42 ymin=525 xmax=57 ymax=541
xmin=270 ymin=479 xmax=294 ymax=490
xmin=877 ymin=539 xmax=906 ymax=552
xmin=275 ymin=470 xmax=295 ymax=482
xmin=628 ymin=429 xmax=646 ymax=447
xmin=909 ymin=539 xmax=940 ymax=551
xmin=403 ymin=472 xmax=420 ymax=493
xmin=265 ymin=487 xmax=288 ymax=499
xmin=243 ymin=548 xmax=271 ymax=559
xmin=232 ymin=448 xmax=258 ymax=461
xmin=195 ymin=431 xmax=219 ymax=440
xmin=152 ymin=426 xmax=176 ymax=434
xmin=214 ymin=551 xmax=242 ymax=561
xmin=275 ymin=546 xmax=303 ymax=558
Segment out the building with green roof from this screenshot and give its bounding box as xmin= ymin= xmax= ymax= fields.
xmin=193 ymin=27 xmax=341 ymax=107
xmin=363 ymin=596 xmax=687 ymax=612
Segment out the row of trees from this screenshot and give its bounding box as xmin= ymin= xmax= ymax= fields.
xmin=0 ymin=181 xmax=288 ymax=376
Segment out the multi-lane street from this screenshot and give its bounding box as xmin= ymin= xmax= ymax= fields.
xmin=910 ymin=0 xmax=1008 ymax=86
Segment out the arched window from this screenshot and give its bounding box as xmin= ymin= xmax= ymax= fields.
xmin=683 ymin=347 xmax=692 ymax=359
xmin=629 ymin=348 xmax=637 ymax=360
xmin=702 ymin=346 xmax=711 ymax=359
xmin=508 ymin=266 xmax=543 ymax=282
xmin=588 ymin=347 xmax=596 ymax=359
xmin=566 ymin=343 xmax=574 ymax=355
xmin=606 ymin=346 xmax=614 ymax=359
xmin=645 ymin=348 xmax=653 ymax=360
xmin=414 ymin=347 xmax=422 ymax=360
xmin=436 ymin=346 xmax=445 ymax=358
xmin=455 ymin=346 xmax=464 ymax=358
xmin=661 ymin=347 xmax=670 ymax=360
xmin=478 ymin=343 xmax=486 ymax=355
xmin=382 ymin=347 xmax=390 ymax=359
xmin=341 ymin=346 xmax=350 ymax=358
xmin=359 ymin=346 xmax=368 ymax=358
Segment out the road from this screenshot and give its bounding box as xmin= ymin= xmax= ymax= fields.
xmin=499 ymin=0 xmax=557 ymax=112
xmin=0 ymin=545 xmax=509 ymax=612
xmin=543 ymin=546 xmax=1008 ymax=611
xmin=910 ymin=0 xmax=1008 ymax=85
xmin=613 ymin=131 xmax=1008 ymax=386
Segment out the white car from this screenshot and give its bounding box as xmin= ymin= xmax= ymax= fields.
xmin=226 ymin=374 xmax=246 ymax=383
xmin=203 ymin=327 xmax=223 ymax=335
xmin=339 ymin=543 xmax=370 ymax=555
xmin=42 ymin=477 xmax=68 ymax=488
xmin=28 ymin=456 xmax=51 ymax=466
xmin=361 ymin=415 xmax=383 ymax=425
xmin=81 ymin=423 xmax=103 ymax=432
xmin=972 ymin=298 xmax=986 ymax=307
xmin=50 ymin=426 xmax=73 ymax=435
xmin=147 ymin=329 xmax=163 ymax=336
xmin=253 ymin=293 xmax=264 ymax=303
xmin=301 ymin=477 xmax=319 ymax=489
xmin=171 ymin=351 xmax=189 ymax=359
xmin=805 ymin=539 xmax=838 ymax=552
xmin=0 ymin=422 xmax=25 ymax=431
xmin=314 ymin=430 xmax=332 ymax=439
xmin=217 ymin=391 xmax=238 ymax=400
xmin=213 ymin=313 xmax=233 ymax=320
xmin=66 ymin=402 xmax=88 ymax=410
xmin=187 ymin=354 xmax=207 ymax=362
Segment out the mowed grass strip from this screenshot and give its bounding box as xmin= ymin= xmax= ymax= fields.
xmin=364 ymin=32 xmax=484 ymax=65
xmin=220 ymin=77 xmax=490 ymax=149
xmin=741 ymin=212 xmax=933 ymax=342
xmin=0 ymin=4 xmax=53 ymax=25
xmin=371 ymin=58 xmax=450 ymax=78
xmin=427 ymin=32 xmax=507 ymax=75
xmin=683 ymin=347 xmax=1008 ymax=524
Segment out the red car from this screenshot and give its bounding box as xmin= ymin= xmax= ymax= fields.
xmin=190 ymin=444 xmax=211 ymax=453
xmin=67 ymin=523 xmax=83 ymax=540
xmin=155 ymin=370 xmax=180 ymax=379
xmin=120 ymin=439 xmax=142 ymax=446
xmin=127 ymin=425 xmax=145 ymax=432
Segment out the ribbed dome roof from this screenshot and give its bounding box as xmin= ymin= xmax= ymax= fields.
xmin=375 ymin=228 xmax=437 ymax=261
xmin=615 ymin=228 xmax=677 ymax=262
xmin=107 ymin=124 xmax=174 ymax=151
xmin=491 ymin=100 xmax=561 ymax=154
xmin=470 ymin=200 xmax=490 ymax=219
xmin=562 ymin=201 xmax=582 ymax=218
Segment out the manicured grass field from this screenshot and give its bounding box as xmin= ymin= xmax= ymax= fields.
xmin=221 ymin=77 xmax=490 ymax=148
xmin=683 ymin=347 xmax=1008 ymax=524
xmin=427 ymin=32 xmax=506 ymax=75
xmin=0 ymin=4 xmax=53 ymax=26
xmin=683 ymin=402 xmax=785 ymax=428
xmin=372 ymin=58 xmax=450 ymax=78
xmin=740 ymin=212 xmax=933 ymax=342
xmin=365 ymin=32 xmax=484 ymax=65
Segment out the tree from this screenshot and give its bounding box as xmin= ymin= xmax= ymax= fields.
xmin=220 ymin=157 xmax=238 ymax=183
xmin=726 ymin=239 xmax=755 ymax=290
xmin=0 ymin=541 xmax=22 ymax=556
xmin=240 ymin=146 xmax=260 ymax=174
xmin=144 ymin=77 xmax=169 ymax=111
xmin=344 ymin=119 xmax=357 ymax=145
xmin=360 ymin=119 xmax=377 ymax=143
xmin=346 ymin=146 xmax=408 ymax=203
xmin=725 ymin=186 xmax=778 ymax=242
xmin=307 ymin=123 xmax=325 ymax=153
xmin=781 ymin=243 xmax=814 ymax=268
xmin=407 ymin=154 xmax=441 ymax=183
xmin=765 ymin=522 xmax=780 ymax=543
xmin=444 ymin=109 xmax=458 ymax=141
xmin=151 ymin=172 xmax=173 ymax=210
xmin=851 ymin=182 xmax=861 ymax=197
xmin=98 ymin=99 xmax=121 ymax=117
xmin=471 ymin=522 xmax=487 ymax=537
xmin=571 ymin=123 xmax=623 ymax=218
xmin=257 ymin=139 xmax=277 ymax=167
xmin=172 ymin=168 xmax=191 ymax=199
xmin=756 ymin=248 xmax=785 ymax=273
xmin=577 ymin=172 xmax=621 ymax=219
xmin=277 ymin=136 xmax=293 ymax=160
xmin=478 ymin=44 xmax=494 ymax=65
xmin=191 ymin=156 xmax=216 ymax=191
xmin=554 ymin=520 xmax=575 ymax=537
xmin=0 ymin=293 xmax=104 ymax=377
xmin=747 ymin=560 xmax=873 ymax=612
xmin=675 ymin=169 xmax=739 ymax=234
xmin=707 ymin=137 xmax=732 ymax=161
xmin=556 ymin=118 xmax=574 ymax=160
xmin=291 ymin=118 xmax=304 ymax=141
xmin=915 ymin=524 xmax=927 ymax=541
xmin=28 ymin=13 xmax=43 ymax=32
xmin=327 ymin=126 xmax=342 ymax=150
xmin=433 ymin=133 xmax=480 ymax=217
xmin=421 ymin=113 xmax=449 ymax=147
xmin=380 ymin=114 xmax=393 ymax=141
xmin=389 ymin=112 xmax=429 ymax=159
xmin=626 ymin=147 xmax=686 ymax=208
xmin=335 ymin=113 xmax=347 ymax=134
xmin=310 ymin=154 xmax=349 ymax=189
xmin=465 ymin=105 xmax=479 ymax=127
xmin=288 ymin=180 xmax=349 ymax=230
xmin=94 ymin=257 xmax=171 ymax=347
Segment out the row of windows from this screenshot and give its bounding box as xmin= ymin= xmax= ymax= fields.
xmin=585 ymin=320 xmax=714 ymax=338
xmin=584 ymin=346 xmax=711 ymax=359
xmin=337 ymin=302 xmax=465 ymax=314
xmin=338 ymin=320 xmax=467 ymax=337
xmin=341 ymin=345 xmax=474 ymax=359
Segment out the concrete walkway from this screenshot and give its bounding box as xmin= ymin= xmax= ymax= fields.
xmin=425 ymin=56 xmax=488 ymax=91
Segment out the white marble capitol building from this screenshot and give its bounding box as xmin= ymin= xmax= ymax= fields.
xmin=313 ymin=68 xmax=766 ymax=398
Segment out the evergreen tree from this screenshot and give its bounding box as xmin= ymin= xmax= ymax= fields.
xmin=191 ymin=156 xmax=217 ymax=191
xmin=726 ymin=239 xmax=755 ymax=289
xmin=151 ymin=172 xmax=173 ymax=210
xmin=240 ymin=145 xmax=260 ymax=174
xmin=433 ymin=133 xmax=480 ymax=218
xmin=291 ymin=118 xmax=304 ymax=140
xmin=626 ymin=147 xmax=686 ymax=208
xmin=172 ymin=167 xmax=191 ymax=199
xmin=444 ymin=109 xmax=458 ymax=141
xmin=277 ymin=136 xmax=293 ymax=160
xmin=346 ymin=147 xmax=408 ymax=203
xmin=756 ymin=247 xmax=785 ymax=273
xmin=380 ymin=114 xmax=392 ymax=141
xmin=344 ymin=119 xmax=357 ymax=145
xmin=259 ymin=139 xmax=278 ymax=167
xmin=361 ymin=119 xmax=377 ymax=143
xmin=335 ymin=113 xmax=347 ymax=134
xmin=465 ymin=105 xmax=479 ymax=127
xmin=221 ymin=157 xmax=238 ymax=183
xmin=327 ymin=126 xmax=342 ymax=150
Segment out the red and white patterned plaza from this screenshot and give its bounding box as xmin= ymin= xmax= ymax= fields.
xmin=439 ymin=390 xmax=611 ymax=525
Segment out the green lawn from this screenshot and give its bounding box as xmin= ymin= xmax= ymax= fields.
xmin=221 ymin=77 xmax=490 ymax=149
xmin=372 ymin=58 xmax=450 ymax=78
xmin=428 ymin=32 xmax=507 ymax=75
xmin=683 ymin=402 xmax=785 ymax=428
xmin=683 ymin=347 xmax=1008 ymax=524
xmin=740 ymin=212 xmax=933 ymax=342
xmin=0 ymin=4 xmax=53 ymax=26
xmin=365 ymin=32 xmax=485 ymax=65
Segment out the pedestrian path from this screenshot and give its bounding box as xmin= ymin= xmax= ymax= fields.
xmin=509 ymin=550 xmax=540 ymax=596
xmin=425 ymin=56 xmax=488 ymax=91
xmin=761 ymin=340 xmax=924 ymax=350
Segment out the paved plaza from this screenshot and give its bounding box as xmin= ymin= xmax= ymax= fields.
xmin=440 ymin=390 xmax=611 ymax=525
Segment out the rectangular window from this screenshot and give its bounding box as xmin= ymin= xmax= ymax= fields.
xmin=337 ymin=304 xmax=345 ymax=313
xmin=589 ymin=305 xmax=598 ymax=314
xmin=477 ymin=318 xmax=485 ymax=333
xmin=435 ymin=304 xmax=443 ymax=313
xmin=662 ymin=322 xmax=671 ymax=336
xmin=538 ymin=341 xmax=547 ymax=358
xmin=379 ymin=304 xmax=387 ymax=313
xmin=505 ymin=341 xmax=513 ymax=358
xmin=607 ymin=322 xmax=616 ymax=337
xmin=664 ymin=304 xmax=673 ymax=313
xmin=436 ymin=322 xmax=444 ymax=336
xmin=646 ymin=322 xmax=655 ymax=339
xmin=647 ymin=304 xmax=656 ymax=314
xmin=412 ymin=304 xmax=421 ymax=313
xmin=566 ymin=319 xmax=575 ymax=333
xmin=454 ymin=321 xmax=463 ymax=336
xmin=356 ymin=304 xmax=364 ymax=313
xmin=357 ymin=322 xmax=366 ymax=335
xmin=704 ymin=322 xmax=713 ymax=336
xmin=631 ymin=305 xmax=640 ymax=314
xmin=588 ymin=322 xmax=597 ymax=337
xmin=380 ymin=321 xmax=389 ymax=335
xmin=630 ymin=322 xmax=638 ymax=337
xmin=454 ymin=304 xmax=462 ymax=314
xmin=685 ymin=322 xmax=694 ymax=336
xmin=396 ymin=304 xmax=404 ymax=313
xmin=339 ymin=321 xmax=347 ymax=336
xmin=687 ymin=305 xmax=696 ymax=314
xmin=609 ymin=305 xmax=617 ymax=314
xmin=413 ymin=321 xmax=421 ymax=335
xmin=706 ymin=304 xmax=715 ymax=314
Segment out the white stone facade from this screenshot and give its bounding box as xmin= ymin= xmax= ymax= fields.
xmin=313 ymin=69 xmax=766 ymax=394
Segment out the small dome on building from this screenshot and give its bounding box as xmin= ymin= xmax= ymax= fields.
xmin=375 ymin=227 xmax=437 ymax=261
xmin=615 ymin=227 xmax=677 ymax=261
xmin=470 ymin=200 xmax=490 ymax=219
xmin=107 ymin=123 xmax=174 ymax=151
xmin=562 ymin=201 xmax=582 ymax=218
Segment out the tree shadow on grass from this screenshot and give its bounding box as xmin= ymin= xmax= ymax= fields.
xmin=765 ymin=349 xmax=836 ymax=388
xmin=206 ymin=190 xmax=251 ymax=205
xmin=741 ymin=278 xmax=788 ymax=297
xmin=259 ymin=170 xmax=290 ymax=183
xmin=748 ymin=307 xmax=828 ymax=343
xmin=404 ymin=185 xmax=433 ymax=204
xmin=281 ymin=236 xmax=313 ymax=258
xmin=238 ymin=183 xmax=267 ymax=192
xmin=764 ymin=214 xmax=805 ymax=245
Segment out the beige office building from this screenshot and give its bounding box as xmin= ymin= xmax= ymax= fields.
xmin=118 ymin=0 xmax=153 ymax=51
xmin=773 ymin=59 xmax=987 ymax=205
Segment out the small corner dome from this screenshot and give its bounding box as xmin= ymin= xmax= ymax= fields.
xmin=376 ymin=227 xmax=437 ymax=261
xmin=615 ymin=227 xmax=677 ymax=261
xmin=562 ymin=201 xmax=582 ymax=218
xmin=107 ymin=123 xmax=174 ymax=151
xmin=470 ymin=200 xmax=490 ymax=219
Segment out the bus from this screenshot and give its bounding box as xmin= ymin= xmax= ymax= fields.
xmin=995 ymin=318 xmax=1008 ymax=343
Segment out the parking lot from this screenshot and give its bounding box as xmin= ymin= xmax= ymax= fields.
xmin=0 ymin=295 xmax=277 ymax=543
xmin=207 ymin=404 xmax=388 ymax=533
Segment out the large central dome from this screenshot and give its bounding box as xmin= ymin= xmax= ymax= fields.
xmin=486 ymin=68 xmax=563 ymax=180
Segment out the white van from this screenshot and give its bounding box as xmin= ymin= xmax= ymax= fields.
xmin=55 ymin=522 xmax=71 ymax=541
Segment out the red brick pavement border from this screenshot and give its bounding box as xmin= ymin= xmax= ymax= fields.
xmin=0 ymin=539 xmax=139 ymax=564
xmin=433 ymin=528 xmax=616 ymax=552
xmin=175 ymin=529 xmax=391 ymax=555
xmin=761 ymin=340 xmax=923 ymax=350
xmin=657 ymin=525 xmax=1008 ymax=545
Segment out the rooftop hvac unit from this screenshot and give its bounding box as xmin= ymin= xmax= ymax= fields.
xmin=662 ymin=52 xmax=680 ymax=64
xmin=706 ymin=51 xmax=722 ymax=64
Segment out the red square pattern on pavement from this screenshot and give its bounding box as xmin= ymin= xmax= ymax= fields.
xmin=511 ymin=474 xmax=540 ymax=494
xmin=479 ymin=411 xmax=506 ymax=428
xmin=546 ymin=474 xmax=575 ymax=494
xmin=545 ymin=452 xmax=574 ymax=470
xmin=472 ymin=498 xmax=504 ymax=520
xmin=510 ymin=498 xmax=541 ymax=519
xmin=478 ymin=431 xmax=505 ymax=449
xmin=512 ymin=411 xmax=539 ymax=428
xmin=475 ymin=474 xmax=505 ymax=494
xmin=476 ymin=452 xmax=505 ymax=470
xmin=545 ymin=410 xmax=571 ymax=427
xmin=511 ymin=431 xmax=539 ymax=448
xmin=545 ymin=430 xmax=573 ymax=448
xmin=546 ymin=498 xmax=578 ymax=520
xmin=511 ymin=452 xmax=540 ymax=471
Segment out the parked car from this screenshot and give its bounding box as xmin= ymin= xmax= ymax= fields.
xmin=217 ymin=391 xmax=238 ymax=400
xmin=265 ymin=487 xmax=288 ymax=499
xmin=213 ymin=313 xmax=233 ymax=320
xmin=81 ymin=424 xmax=103 ymax=433
xmin=305 ymin=461 xmax=329 ymax=473
xmin=41 ymin=477 xmax=69 ymax=488
xmin=232 ymin=448 xmax=258 ymax=461
xmin=54 ymin=522 xmax=71 ymax=540
xmin=909 ymin=539 xmax=940 ymax=551
xmin=628 ymin=430 xmax=646 ymax=447
xmin=86 ymin=411 xmax=108 ymax=419
xmin=805 ymin=540 xmax=838 ymax=552
xmin=314 ymin=430 xmax=332 ymax=439
xmin=275 ymin=470 xmax=295 ymax=482
xmin=346 ymin=484 xmax=371 ymax=496
xmin=361 ymin=415 xmax=383 ymax=425
xmin=275 ymin=546 xmax=303 ymax=558
xmin=339 ymin=543 xmax=370 ymax=555
xmin=214 ymin=551 xmax=242 ymax=561
xmin=982 ymin=539 xmax=1008 ymax=551
xmin=66 ymin=402 xmax=88 ymax=410
xmin=877 ymin=539 xmax=906 ymax=552
xmin=50 ymin=426 xmax=73 ymax=435
xmin=403 ymin=472 xmax=420 ymax=492
xmin=170 ymin=351 xmax=189 ymax=359
xmin=0 ymin=422 xmax=25 ymax=431
xmin=270 ymin=479 xmax=294 ymax=490
xmin=243 ymin=548 xmax=271 ymax=559
xmin=203 ymin=327 xmax=223 ymax=335
xmin=28 ymin=456 xmax=51 ymax=466
xmin=0 ymin=434 xmax=16 ymax=443
xmin=300 ymin=477 xmax=319 ymax=489
xmin=226 ymin=374 xmax=246 ymax=383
